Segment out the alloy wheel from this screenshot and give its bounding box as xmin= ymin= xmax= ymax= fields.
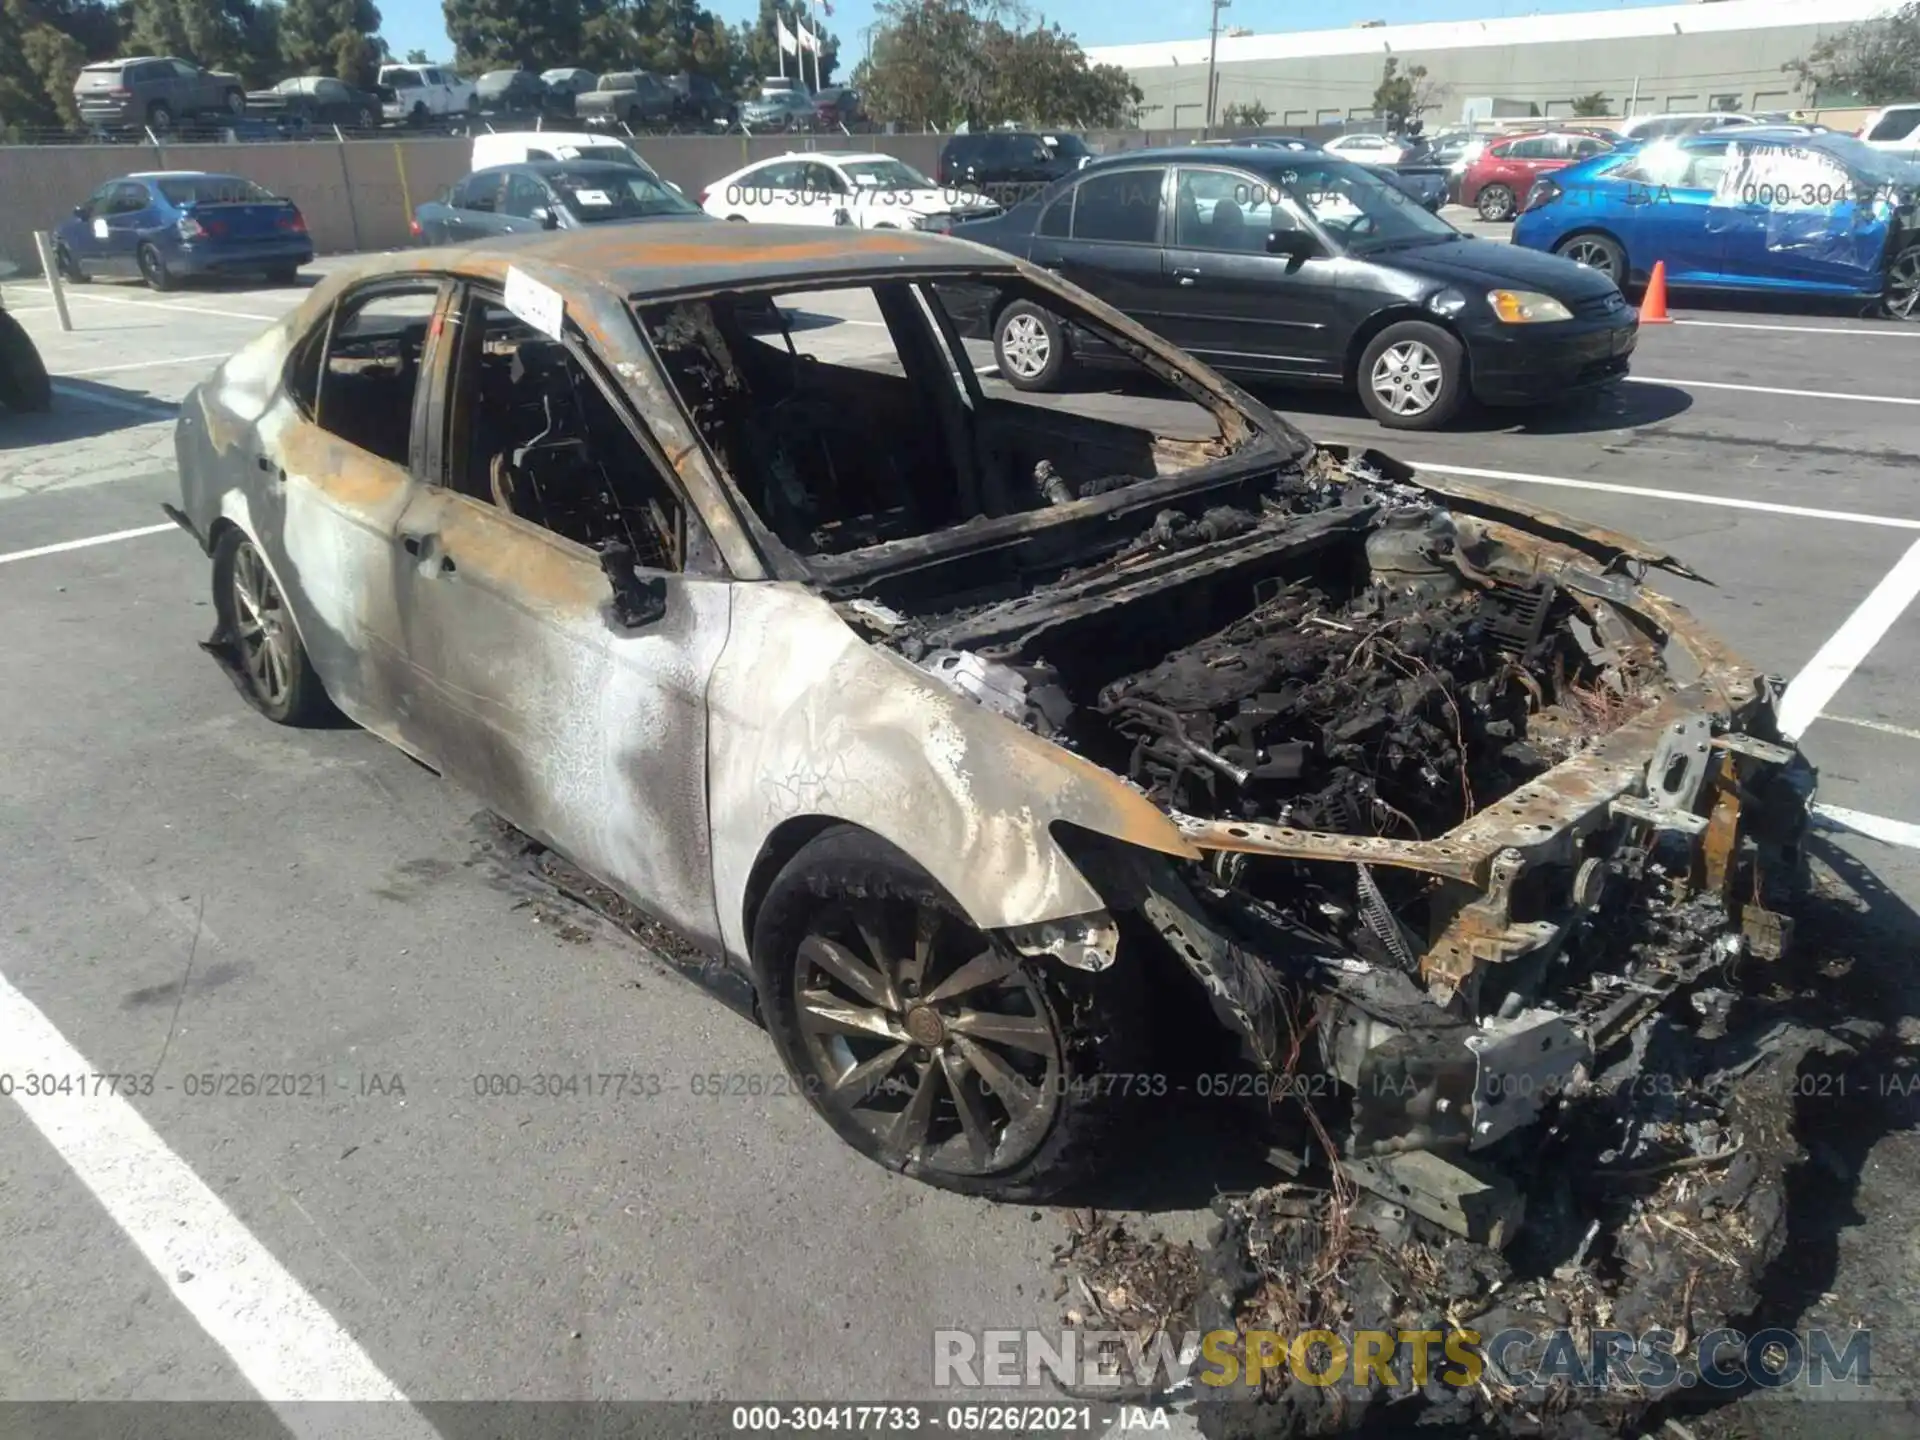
xmin=230 ymin=541 xmax=294 ymax=710
xmin=138 ymin=245 xmax=167 ymax=289
xmin=790 ymin=897 xmax=1063 ymax=1177
xmin=1889 ymin=247 xmax=1920 ymax=321
xmin=999 ymin=313 xmax=1051 ymax=379
xmin=1369 ymin=339 xmax=1444 ymax=417
xmin=1563 ymin=237 xmax=1620 ymax=280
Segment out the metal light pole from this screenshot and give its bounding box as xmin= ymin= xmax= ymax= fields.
xmin=1203 ymin=0 xmax=1231 ymax=138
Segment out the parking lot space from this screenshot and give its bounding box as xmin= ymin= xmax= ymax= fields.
xmin=5 ymin=250 xmax=1920 ymax=1424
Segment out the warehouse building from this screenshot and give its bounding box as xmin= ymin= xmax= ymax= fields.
xmin=1086 ymin=0 xmax=1897 ymax=131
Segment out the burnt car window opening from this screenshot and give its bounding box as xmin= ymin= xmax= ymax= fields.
xmin=1255 ymin=159 xmax=1460 ymax=251
xmin=302 ymin=286 xmax=440 ymax=467
xmin=446 ymin=291 xmax=683 ymax=570
xmin=549 ymin=169 xmax=699 ymax=221
xmin=639 ymin=277 xmax=1240 ymax=564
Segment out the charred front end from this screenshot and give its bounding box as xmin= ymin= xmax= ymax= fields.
xmin=839 ymin=447 xmax=1813 ymax=1239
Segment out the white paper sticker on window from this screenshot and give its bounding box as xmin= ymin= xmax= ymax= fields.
xmin=572 ymin=188 xmax=611 ymax=206
xmin=503 ymin=265 xmax=564 ymax=340
xmin=92 ymin=218 xmax=109 ymax=239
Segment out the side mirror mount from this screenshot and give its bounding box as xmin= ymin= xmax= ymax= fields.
xmin=1265 ymin=229 xmax=1320 ymax=264
xmin=73 ymin=204 xmax=89 ymax=220
xmin=599 ymin=541 xmax=668 ymax=629
xmin=531 ymin=205 xmax=558 ymax=229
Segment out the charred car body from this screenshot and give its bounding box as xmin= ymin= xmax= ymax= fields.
xmin=168 ymin=223 xmax=1813 ymax=1225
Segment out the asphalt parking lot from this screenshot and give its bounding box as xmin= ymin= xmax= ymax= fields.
xmin=3 ymin=242 xmax=1920 ymax=1436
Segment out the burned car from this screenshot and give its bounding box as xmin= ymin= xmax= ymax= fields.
xmin=169 ymin=224 xmax=1813 ymax=1213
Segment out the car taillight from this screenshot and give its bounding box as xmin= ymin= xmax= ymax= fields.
xmin=1523 ymin=177 xmax=1562 ymax=213
xmin=277 ymin=210 xmax=307 ymax=233
xmin=699 ymin=187 xmax=710 ymax=205
xmin=108 ymin=87 xmax=131 ymax=98
xmin=178 ymin=216 xmax=207 ymax=238
xmin=409 ymin=216 xmax=423 ymax=237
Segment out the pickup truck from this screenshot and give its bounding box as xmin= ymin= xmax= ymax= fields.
xmin=378 ymin=64 xmax=475 ymax=123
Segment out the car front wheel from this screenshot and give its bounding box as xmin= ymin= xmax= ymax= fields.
xmin=751 ymin=826 xmax=1141 ymax=1200
xmin=1358 ymin=320 xmax=1466 ymax=430
xmin=993 ymin=300 xmax=1068 ymax=391
xmin=1555 ymin=232 xmax=1626 ymax=285
xmin=1888 ymin=242 xmax=1920 ymax=321
xmin=211 ymin=531 xmax=330 ymax=725
xmin=1476 ymin=183 xmax=1516 ymax=222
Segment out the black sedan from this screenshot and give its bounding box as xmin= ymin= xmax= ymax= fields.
xmin=412 ymin=159 xmax=703 ymax=244
xmin=949 ymin=147 xmax=1635 ymax=428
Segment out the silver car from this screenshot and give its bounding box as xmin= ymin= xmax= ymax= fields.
xmin=169 ymin=223 xmax=1812 ymax=1213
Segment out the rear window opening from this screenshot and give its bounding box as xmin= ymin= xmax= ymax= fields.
xmin=156 ymin=176 xmax=278 ymax=206
xmin=634 ymin=277 xmax=1252 ymax=565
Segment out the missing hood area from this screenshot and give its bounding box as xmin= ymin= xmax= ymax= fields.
xmin=836 ymin=449 xmax=1900 ymax=1437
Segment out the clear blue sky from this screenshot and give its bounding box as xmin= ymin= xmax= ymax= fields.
xmin=378 ymin=0 xmax=1683 ymax=66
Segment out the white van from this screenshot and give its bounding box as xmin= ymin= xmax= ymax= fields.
xmin=470 ymin=130 xmax=649 ymax=171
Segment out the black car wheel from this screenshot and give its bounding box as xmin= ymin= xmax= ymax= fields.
xmin=137 ymin=242 xmax=175 ymax=292
xmin=1358 ymin=320 xmax=1465 ymax=430
xmin=224 ymin=89 xmax=245 ymax=115
xmin=0 ymin=309 xmax=52 ymax=414
xmin=354 ymin=104 xmax=374 ymax=130
xmin=1476 ymin=183 xmax=1517 ymax=222
xmin=993 ymin=301 xmax=1068 ymax=391
xmin=1555 ymin=232 xmax=1626 ymax=286
xmin=54 ymin=241 xmax=88 ymax=283
xmin=1888 ymin=243 xmax=1920 ymax=321
xmin=212 ymin=531 xmax=330 ymax=726
xmin=266 ymin=263 xmax=300 ymax=285
xmin=750 ymin=826 xmax=1140 ymax=1200
xmin=147 ymin=101 xmax=173 ymax=131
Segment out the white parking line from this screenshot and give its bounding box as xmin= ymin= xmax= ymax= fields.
xmin=1778 ymin=537 xmax=1920 ymax=740
xmin=1628 ymin=376 xmax=1920 ymax=407
xmin=1412 ymin=462 xmax=1920 ymax=531
xmin=42 ymin=290 xmax=279 ymax=323
xmin=0 ymin=523 xmax=177 ymax=567
xmin=64 ymin=352 xmax=230 ymax=377
xmin=1811 ymin=803 xmax=1920 ymax=851
xmin=0 ymin=967 xmax=441 ymax=1430
xmin=1674 ymin=319 xmax=1920 ymax=339
xmin=48 ymin=382 xmax=179 ymax=419
xmin=1820 ymin=713 xmax=1920 ymax=743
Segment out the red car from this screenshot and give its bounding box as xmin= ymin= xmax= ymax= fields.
xmin=1463 ymin=130 xmax=1616 ymax=222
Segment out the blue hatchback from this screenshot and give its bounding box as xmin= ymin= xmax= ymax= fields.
xmin=1512 ymin=130 xmax=1920 ymax=315
xmin=53 ymin=171 xmax=313 ymax=291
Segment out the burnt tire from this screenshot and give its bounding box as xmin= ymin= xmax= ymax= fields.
xmin=1476 ymin=183 xmax=1516 ymax=222
xmin=1357 ymin=319 xmax=1466 ymax=430
xmin=750 ymin=825 xmax=1143 ymax=1201
xmin=211 ymin=530 xmax=330 ymax=726
xmin=0 ymin=310 xmax=52 ymax=413
xmin=993 ymin=299 xmax=1069 ymax=392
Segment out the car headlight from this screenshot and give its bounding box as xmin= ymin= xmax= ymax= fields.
xmin=1488 ymin=289 xmax=1573 ymax=323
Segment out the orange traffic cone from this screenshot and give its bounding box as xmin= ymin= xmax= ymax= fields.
xmin=1639 ymin=260 xmax=1673 ymax=323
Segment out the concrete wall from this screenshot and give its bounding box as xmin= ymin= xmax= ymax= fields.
xmin=1121 ymin=25 xmax=1854 ymax=131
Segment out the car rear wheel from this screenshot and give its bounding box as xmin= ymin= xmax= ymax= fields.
xmin=212 ymin=531 xmax=329 ymax=726
xmin=1476 ymin=183 xmax=1516 ymax=222
xmin=1887 ymin=242 xmax=1920 ymax=321
xmin=137 ymin=242 xmax=174 ymax=292
xmin=993 ymin=301 xmax=1068 ymax=391
xmin=750 ymin=826 xmax=1141 ymax=1200
xmin=1358 ymin=320 xmax=1465 ymax=430
xmin=1555 ymin=232 xmax=1626 ymax=285
xmin=354 ymin=104 xmax=374 ymax=130
xmin=147 ymin=101 xmax=173 ymax=131
xmin=266 ymin=264 xmax=300 ymax=285
xmin=224 ymin=89 xmax=245 ymax=115
xmin=54 ymin=241 xmax=88 ymax=283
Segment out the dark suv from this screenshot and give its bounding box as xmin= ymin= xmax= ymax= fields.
xmin=666 ymin=72 xmax=731 ymax=127
xmin=936 ymin=129 xmax=1093 ymax=205
xmin=75 ymin=56 xmax=246 ymax=131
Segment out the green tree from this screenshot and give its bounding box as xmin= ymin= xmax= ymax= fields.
xmin=404 ymin=46 xmax=428 ymax=62
xmin=731 ymin=0 xmax=838 ymax=93
xmin=441 ymin=0 xmax=583 ymax=71
xmin=1569 ymin=90 xmax=1611 ymax=117
xmin=1219 ymin=98 xmax=1269 ymax=129
xmin=0 ymin=0 xmax=117 ymax=130
xmin=1786 ymin=1 xmax=1920 ymax=103
xmin=280 ymin=0 xmax=383 ymax=86
xmin=1370 ymin=54 xmax=1444 ymax=133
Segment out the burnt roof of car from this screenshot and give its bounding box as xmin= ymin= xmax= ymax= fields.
xmin=423 ymin=221 xmax=1016 ymax=296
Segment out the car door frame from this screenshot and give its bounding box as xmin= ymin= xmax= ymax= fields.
xmin=390 ymin=272 xmax=735 ymax=947
xmin=1027 ymin=161 xmax=1174 ymax=327
xmin=498 ymin=168 xmax=554 ymax=232
xmin=1159 ymin=162 xmax=1348 ymax=380
xmin=99 ymin=179 xmax=158 ymax=275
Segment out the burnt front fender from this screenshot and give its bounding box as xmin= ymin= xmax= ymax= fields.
xmin=707 ymin=583 xmax=1200 ymax=966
